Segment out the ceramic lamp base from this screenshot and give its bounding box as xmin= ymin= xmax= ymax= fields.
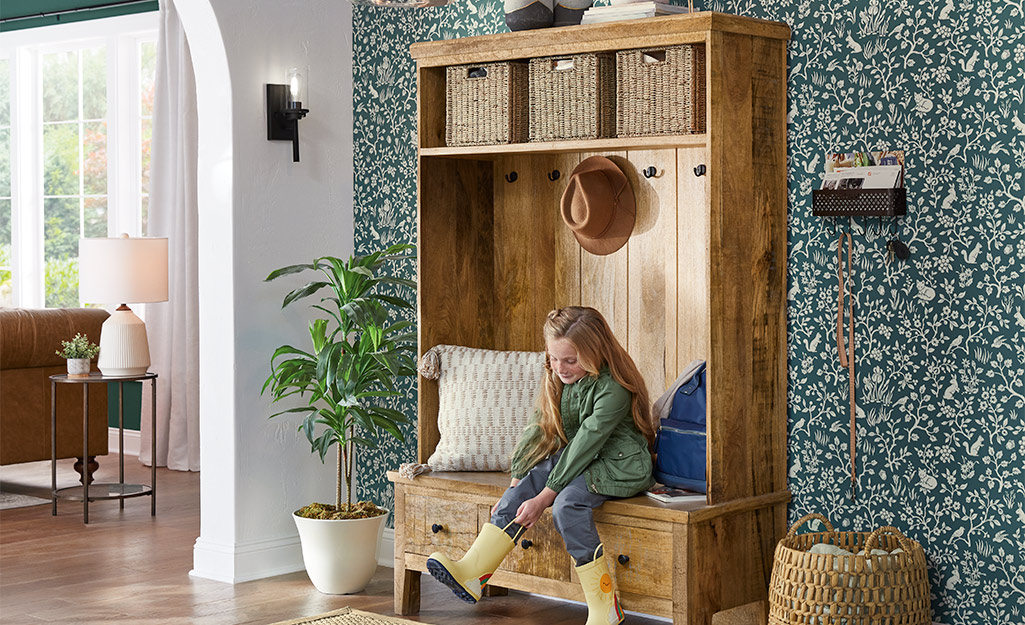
xmin=97 ymin=307 xmax=151 ymax=377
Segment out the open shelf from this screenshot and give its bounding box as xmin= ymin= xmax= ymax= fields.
xmin=421 ymin=133 xmax=707 ymax=158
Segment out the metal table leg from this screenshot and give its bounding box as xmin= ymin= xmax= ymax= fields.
xmin=119 ymin=381 xmax=125 ymax=510
xmin=151 ymin=377 xmax=157 ymax=516
xmin=51 ymin=380 xmax=57 ymax=516
xmin=82 ymin=383 xmax=89 ymax=524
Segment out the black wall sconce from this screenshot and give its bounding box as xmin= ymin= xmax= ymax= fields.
xmin=267 ymin=67 xmax=309 ymax=162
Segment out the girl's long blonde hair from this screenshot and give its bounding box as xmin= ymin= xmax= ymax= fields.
xmin=520 ymin=306 xmax=655 ymax=471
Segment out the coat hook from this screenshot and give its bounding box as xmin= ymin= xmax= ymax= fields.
xmin=890 ymin=215 xmax=899 ymax=235
xmin=547 ymin=170 xmax=560 ymax=181
xmin=693 ymin=164 xmax=707 ymax=177
xmin=642 ymin=166 xmax=657 ymax=178
xmin=505 ymin=171 xmax=518 ymax=183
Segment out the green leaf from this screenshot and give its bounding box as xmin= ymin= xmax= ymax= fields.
xmin=265 ymin=263 xmax=317 ymax=281
xmin=282 ymin=281 xmax=331 ymax=308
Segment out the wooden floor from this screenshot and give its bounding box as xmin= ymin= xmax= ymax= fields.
xmin=0 ymin=455 xmax=669 ymax=625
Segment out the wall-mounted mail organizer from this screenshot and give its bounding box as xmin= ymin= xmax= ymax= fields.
xmin=813 ymin=188 xmax=910 ymax=260
xmin=811 ymin=188 xmax=907 ymax=216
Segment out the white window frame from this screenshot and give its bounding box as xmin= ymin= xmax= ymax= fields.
xmin=0 ymin=12 xmax=158 ymax=308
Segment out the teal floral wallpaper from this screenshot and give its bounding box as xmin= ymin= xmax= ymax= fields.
xmin=353 ymin=2 xmax=1025 ymax=623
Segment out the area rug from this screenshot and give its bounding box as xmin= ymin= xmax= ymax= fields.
xmin=271 ymin=607 xmax=431 ymax=625
xmin=0 ymin=491 xmax=50 ymax=510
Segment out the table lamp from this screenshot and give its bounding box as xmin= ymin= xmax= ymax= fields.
xmin=79 ymin=235 xmax=169 ymax=377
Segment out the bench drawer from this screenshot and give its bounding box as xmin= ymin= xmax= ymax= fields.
xmin=404 ymin=493 xmax=479 ymax=556
xmin=479 ymin=505 xmax=571 ymax=582
xmin=582 ymin=522 xmax=673 ymax=599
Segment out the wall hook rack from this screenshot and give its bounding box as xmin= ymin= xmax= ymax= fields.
xmin=505 ymin=171 xmax=518 ymax=183
xmin=547 ymin=170 xmax=560 ymax=181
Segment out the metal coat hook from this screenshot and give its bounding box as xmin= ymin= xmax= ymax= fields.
xmin=547 ymin=170 xmax=560 ymax=181
xmin=693 ymin=164 xmax=707 ymax=177
xmin=848 ymin=216 xmax=865 ymax=236
xmin=505 ymin=171 xmax=518 ymax=183
xmin=643 ymin=166 xmax=658 ymax=179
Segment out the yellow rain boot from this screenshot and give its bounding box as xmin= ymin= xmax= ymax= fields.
xmin=575 ymin=545 xmax=625 ymax=625
xmin=426 ymin=522 xmax=518 ymax=603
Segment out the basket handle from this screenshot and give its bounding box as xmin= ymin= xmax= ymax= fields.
xmin=551 ymin=58 xmax=575 ymax=71
xmin=864 ymin=526 xmax=913 ymax=554
xmin=786 ymin=513 xmax=834 ymax=539
xmin=642 ymin=50 xmax=667 ymax=64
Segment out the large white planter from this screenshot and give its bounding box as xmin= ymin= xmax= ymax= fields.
xmin=293 ymin=509 xmax=388 ymax=594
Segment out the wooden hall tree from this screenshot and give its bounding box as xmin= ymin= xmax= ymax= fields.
xmin=388 ymin=13 xmax=791 ymax=625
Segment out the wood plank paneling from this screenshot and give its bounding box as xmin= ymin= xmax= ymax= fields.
xmin=624 ymin=149 xmax=677 ymax=398
xmin=418 ymin=66 xmax=446 ymax=149
xmin=417 ymin=156 xmax=495 ymax=462
xmin=554 ymin=154 xmax=583 ymax=310
xmin=492 ymin=155 xmax=560 ymax=352
xmin=675 ymin=147 xmax=710 ymax=382
xmin=579 ymin=152 xmax=629 ymax=340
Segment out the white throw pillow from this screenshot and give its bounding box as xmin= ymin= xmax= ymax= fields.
xmin=421 ymin=344 xmax=544 ymax=472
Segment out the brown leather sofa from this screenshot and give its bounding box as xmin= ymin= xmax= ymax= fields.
xmin=1 ymin=308 xmax=109 ymax=484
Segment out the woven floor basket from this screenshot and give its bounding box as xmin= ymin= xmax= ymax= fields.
xmin=616 ymin=44 xmax=705 ymax=136
xmin=768 ymin=514 xmax=931 ymax=625
xmin=446 ymin=61 xmax=529 ymax=146
xmin=529 ymin=53 xmax=616 ymax=141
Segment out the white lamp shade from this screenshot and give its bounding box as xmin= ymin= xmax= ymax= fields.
xmin=79 ymin=236 xmax=169 ymax=304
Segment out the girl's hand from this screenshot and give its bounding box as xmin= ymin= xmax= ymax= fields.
xmin=513 ymin=487 xmax=557 ymax=528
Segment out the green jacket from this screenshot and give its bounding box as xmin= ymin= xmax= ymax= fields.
xmin=510 ymin=369 xmax=654 ymax=498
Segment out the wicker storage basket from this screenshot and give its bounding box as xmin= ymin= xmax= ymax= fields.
xmin=446 ymin=62 xmax=529 ymax=146
xmin=529 ymin=53 xmax=616 ymax=142
xmin=616 ymin=45 xmax=705 ymax=136
xmin=768 ymin=514 xmax=931 ymax=625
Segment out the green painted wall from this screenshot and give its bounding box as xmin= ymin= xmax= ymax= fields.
xmin=0 ymin=0 xmax=158 ymax=32
xmin=107 ymin=381 xmax=141 ymax=431
xmin=352 ymin=2 xmax=1025 ymax=623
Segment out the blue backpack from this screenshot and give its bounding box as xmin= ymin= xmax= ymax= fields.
xmin=653 ymin=361 xmax=707 ymax=493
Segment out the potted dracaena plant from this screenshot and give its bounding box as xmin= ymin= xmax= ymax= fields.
xmin=56 ymin=333 xmax=101 ymax=378
xmin=262 ymin=243 xmax=417 ymax=595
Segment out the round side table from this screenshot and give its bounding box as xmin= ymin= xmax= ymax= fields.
xmin=50 ymin=372 xmax=157 ymax=524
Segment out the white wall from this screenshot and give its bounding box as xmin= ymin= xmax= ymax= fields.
xmin=177 ymin=0 xmax=356 ymax=583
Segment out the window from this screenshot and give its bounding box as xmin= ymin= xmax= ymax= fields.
xmin=1 ymin=57 xmax=11 ymax=305
xmin=0 ymin=12 xmax=158 ymax=308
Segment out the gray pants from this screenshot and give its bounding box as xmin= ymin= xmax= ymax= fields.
xmin=490 ymin=450 xmax=610 ymax=565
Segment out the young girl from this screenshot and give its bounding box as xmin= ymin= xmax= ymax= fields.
xmin=427 ymin=306 xmax=656 ymax=625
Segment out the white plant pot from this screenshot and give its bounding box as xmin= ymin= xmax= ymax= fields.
xmin=67 ymin=358 xmax=91 ymax=378
xmin=293 ymin=509 xmax=388 ymax=594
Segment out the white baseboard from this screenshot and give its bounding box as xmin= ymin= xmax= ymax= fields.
xmin=190 ymin=534 xmax=305 ymax=584
xmin=108 ymin=427 xmax=141 ymax=457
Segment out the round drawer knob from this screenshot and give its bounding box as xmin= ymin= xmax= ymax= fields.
xmin=431 ymin=523 xmax=443 ymax=534
xmin=618 ymin=554 xmax=630 ymax=565
xmin=521 ymin=539 xmax=533 ymax=550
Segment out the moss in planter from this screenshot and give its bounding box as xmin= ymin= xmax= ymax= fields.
xmin=297 ymin=501 xmax=388 ymax=520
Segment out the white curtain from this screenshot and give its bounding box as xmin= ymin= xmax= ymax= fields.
xmin=141 ymin=0 xmax=200 ymax=471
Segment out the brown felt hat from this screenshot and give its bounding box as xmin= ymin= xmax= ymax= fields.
xmin=560 ymin=156 xmax=635 ymax=256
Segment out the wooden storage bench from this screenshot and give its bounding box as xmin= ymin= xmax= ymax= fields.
xmin=391 ymin=12 xmax=792 ymax=625
xmin=389 ymin=471 xmax=789 ymax=624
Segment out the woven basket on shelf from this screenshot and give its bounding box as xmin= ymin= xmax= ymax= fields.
xmin=768 ymin=513 xmax=931 ymax=625
xmin=528 ymin=53 xmax=616 ymax=142
xmin=616 ymin=44 xmax=705 ymax=137
xmin=446 ymin=62 xmax=529 ymax=146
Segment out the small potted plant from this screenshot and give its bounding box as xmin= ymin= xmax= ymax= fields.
xmin=263 ymin=243 xmax=417 ymax=594
xmin=56 ymin=333 xmax=100 ymax=378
